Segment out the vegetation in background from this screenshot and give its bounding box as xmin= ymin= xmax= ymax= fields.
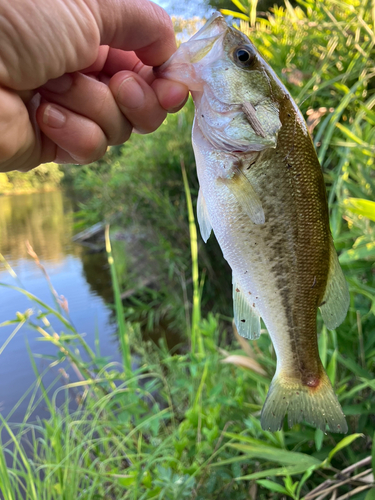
xmin=1 ymin=0 xmax=375 ymax=497
xmin=0 ymin=163 xmax=63 ymax=195
xmin=0 ymin=217 xmax=373 ymax=499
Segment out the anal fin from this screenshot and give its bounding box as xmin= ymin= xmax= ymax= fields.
xmin=197 ymin=188 xmax=212 ymax=243
xmin=233 ymin=278 xmax=261 ymax=340
xmin=320 ymin=239 xmax=350 ymax=330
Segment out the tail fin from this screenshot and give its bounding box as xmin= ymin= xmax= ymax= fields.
xmin=261 ymin=370 xmax=348 ymax=434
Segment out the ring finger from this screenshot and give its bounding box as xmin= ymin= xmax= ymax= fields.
xmin=36 ymin=102 xmax=108 ymax=164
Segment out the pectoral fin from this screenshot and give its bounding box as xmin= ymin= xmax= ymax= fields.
xmin=222 ymin=165 xmax=265 ymax=225
xmin=233 ymin=278 xmax=261 ymax=340
xmin=197 ymin=189 xmax=212 ymax=243
xmin=319 ymin=239 xmax=350 ymax=330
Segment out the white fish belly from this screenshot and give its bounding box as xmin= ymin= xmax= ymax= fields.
xmin=193 ymin=129 xmax=300 ymax=373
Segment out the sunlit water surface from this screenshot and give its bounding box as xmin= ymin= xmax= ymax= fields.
xmin=0 ymin=191 xmax=120 ymax=423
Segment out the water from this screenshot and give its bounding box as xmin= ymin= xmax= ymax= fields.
xmin=0 ymin=191 xmax=120 ymax=423
xmin=154 ymin=0 xmax=213 ymax=17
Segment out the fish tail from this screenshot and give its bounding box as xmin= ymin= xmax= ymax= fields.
xmin=261 ymin=370 xmax=348 ymax=433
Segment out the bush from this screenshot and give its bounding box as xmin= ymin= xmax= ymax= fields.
xmin=1 ymin=0 xmax=374 ymax=497
xmin=0 ymin=163 xmax=63 ymax=194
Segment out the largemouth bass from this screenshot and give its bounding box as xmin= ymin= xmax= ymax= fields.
xmin=156 ymin=13 xmax=350 ymax=433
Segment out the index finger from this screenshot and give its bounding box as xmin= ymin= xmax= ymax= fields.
xmin=92 ymin=0 xmax=177 ymax=66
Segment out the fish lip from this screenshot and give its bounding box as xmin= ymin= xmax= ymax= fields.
xmin=189 ymin=12 xmax=227 ymax=41
xmin=153 ymin=12 xmax=228 ymax=79
xmin=153 ymin=64 xmax=163 ymax=77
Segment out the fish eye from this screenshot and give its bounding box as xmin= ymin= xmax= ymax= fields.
xmin=233 ymin=46 xmax=256 ymax=68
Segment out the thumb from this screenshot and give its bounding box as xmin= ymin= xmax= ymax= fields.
xmin=88 ymin=0 xmax=177 ymax=66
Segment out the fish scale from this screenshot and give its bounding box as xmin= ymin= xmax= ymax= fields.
xmin=157 ymin=12 xmax=350 ymax=433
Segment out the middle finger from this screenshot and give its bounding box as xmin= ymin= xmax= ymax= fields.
xmin=39 ymin=72 xmax=132 ymax=145
xmin=109 ymin=70 xmax=168 ymax=134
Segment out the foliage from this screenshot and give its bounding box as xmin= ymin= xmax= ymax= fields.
xmin=0 ymin=223 xmax=373 ymax=498
xmin=1 ymin=0 xmax=375 ymax=498
xmin=0 ymin=163 xmax=63 ymax=195
xmin=205 ymin=0 xmax=289 ymax=14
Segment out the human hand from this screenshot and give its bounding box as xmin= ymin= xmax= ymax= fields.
xmin=0 ymin=0 xmax=188 ymax=172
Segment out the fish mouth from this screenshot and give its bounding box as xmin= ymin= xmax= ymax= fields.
xmin=189 ymin=12 xmax=228 ymax=42
xmin=153 ymin=13 xmax=228 ymax=88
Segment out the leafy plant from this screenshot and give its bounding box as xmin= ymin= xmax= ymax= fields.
xmin=1 ymin=0 xmax=375 ymax=497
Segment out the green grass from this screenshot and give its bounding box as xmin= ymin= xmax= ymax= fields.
xmin=0 ymin=245 xmax=373 ymax=498
xmin=1 ymin=0 xmax=375 ymax=497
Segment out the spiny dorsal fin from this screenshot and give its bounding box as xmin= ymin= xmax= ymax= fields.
xmin=197 ymin=189 xmax=212 ymax=243
xmin=233 ymin=278 xmax=261 ymax=340
xmin=319 ymin=239 xmax=350 ymax=330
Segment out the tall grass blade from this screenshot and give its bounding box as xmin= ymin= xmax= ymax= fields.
xmin=105 ymin=225 xmax=133 ymax=379
xmin=181 ymin=159 xmax=204 ymax=356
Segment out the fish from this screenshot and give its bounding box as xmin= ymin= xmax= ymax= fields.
xmin=155 ymin=13 xmax=350 ymax=433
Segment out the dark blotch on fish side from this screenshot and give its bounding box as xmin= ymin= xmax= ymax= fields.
xmin=305 ymin=376 xmax=320 ymax=388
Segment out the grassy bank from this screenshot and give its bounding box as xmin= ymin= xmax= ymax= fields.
xmin=0 ymin=0 xmax=374 ymax=497
xmin=0 ymin=199 xmax=373 ymax=499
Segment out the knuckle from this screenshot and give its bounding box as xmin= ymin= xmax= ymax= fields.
xmin=139 ymin=113 xmax=166 ymax=134
xmin=0 ymin=138 xmax=20 ymax=163
xmin=94 ymin=81 xmax=112 ymax=114
xmin=111 ymin=127 xmax=132 ymax=145
xmin=89 ymin=81 xmax=131 ymax=144
xmin=73 ymin=128 xmax=107 ymax=164
xmin=0 ymin=104 xmax=30 ymax=163
xmin=104 ymin=115 xmax=133 ymax=146
xmin=154 ymin=5 xmax=174 ymax=35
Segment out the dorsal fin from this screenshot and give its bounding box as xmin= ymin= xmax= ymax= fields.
xmin=319 ymin=239 xmax=350 ymax=330
xmin=233 ymin=277 xmax=261 ymax=340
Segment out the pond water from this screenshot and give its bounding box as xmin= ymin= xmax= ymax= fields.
xmin=0 ymin=191 xmax=121 ymax=424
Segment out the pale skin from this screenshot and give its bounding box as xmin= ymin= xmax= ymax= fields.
xmin=0 ymin=0 xmax=189 ymax=172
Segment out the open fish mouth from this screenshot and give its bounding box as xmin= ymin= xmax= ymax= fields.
xmin=153 ymin=13 xmax=228 ymax=90
xmin=188 ymin=12 xmax=228 ymax=41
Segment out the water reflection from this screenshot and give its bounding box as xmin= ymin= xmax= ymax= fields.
xmin=0 ymin=191 xmax=80 ymax=263
xmin=0 ymin=191 xmax=119 ymax=423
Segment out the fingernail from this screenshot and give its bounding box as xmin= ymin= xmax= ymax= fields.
xmin=43 ymin=74 xmax=73 ymax=93
xmin=43 ymin=105 xmax=66 ymax=128
xmin=117 ymin=77 xmax=145 ymax=109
